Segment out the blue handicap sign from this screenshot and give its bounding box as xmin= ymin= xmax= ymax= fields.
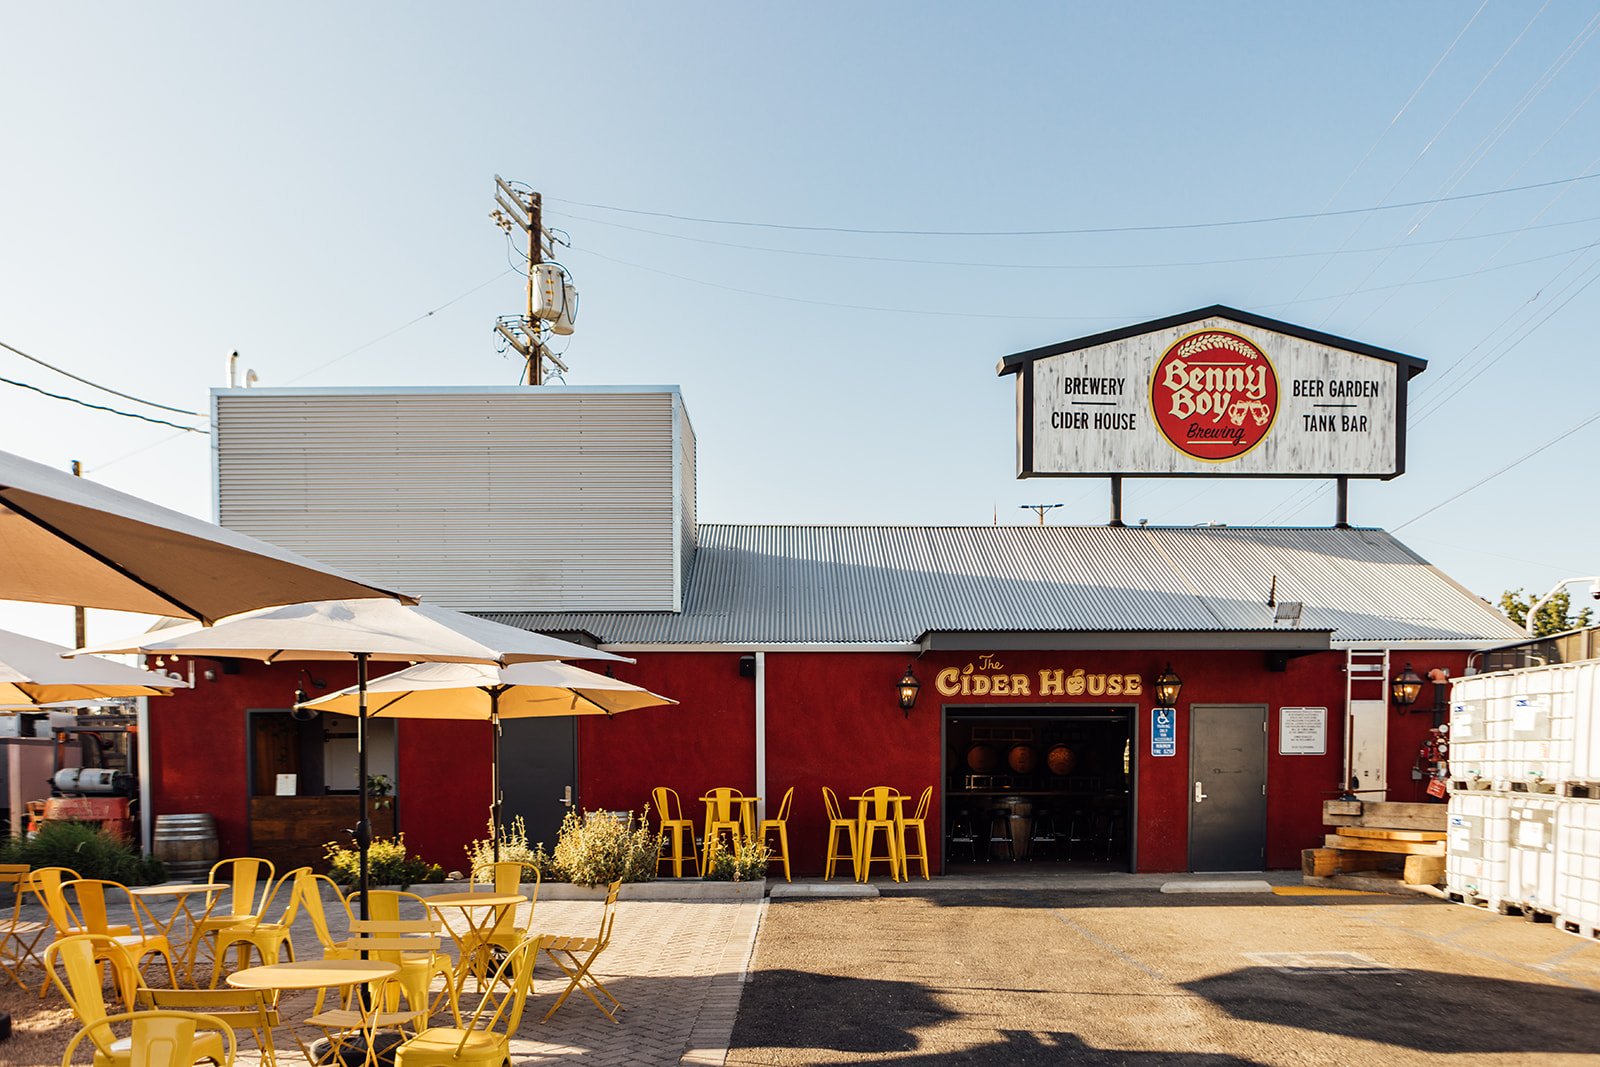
xmin=1151 ymin=707 xmax=1176 ymax=757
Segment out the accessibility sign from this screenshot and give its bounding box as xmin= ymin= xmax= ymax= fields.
xmin=1151 ymin=707 xmax=1176 ymax=757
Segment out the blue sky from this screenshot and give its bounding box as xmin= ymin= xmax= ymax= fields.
xmin=3 ymin=3 xmax=1599 ymax=643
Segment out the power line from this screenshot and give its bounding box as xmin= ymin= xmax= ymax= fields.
xmin=0 ymin=338 xmax=204 ymax=416
xmin=0 ymin=374 xmax=208 ymax=432
xmin=549 ymin=169 xmax=1600 ymax=238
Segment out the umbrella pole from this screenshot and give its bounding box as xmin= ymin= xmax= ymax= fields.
xmin=491 ymin=689 xmax=501 ymax=863
xmin=356 ymin=652 xmax=370 ymax=923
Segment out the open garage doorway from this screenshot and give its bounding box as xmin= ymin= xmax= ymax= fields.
xmin=942 ymin=706 xmax=1135 ymax=874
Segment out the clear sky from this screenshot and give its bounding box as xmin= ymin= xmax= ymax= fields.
xmin=3 ymin=3 xmax=1598 ymax=645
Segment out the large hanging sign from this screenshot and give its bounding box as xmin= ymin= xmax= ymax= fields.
xmin=998 ymin=307 xmax=1426 ymax=479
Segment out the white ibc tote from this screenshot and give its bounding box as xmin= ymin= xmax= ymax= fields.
xmin=1446 ymin=792 xmax=1511 ymax=904
xmin=1506 ymin=796 xmax=1561 ymax=912
xmin=1556 ymin=797 xmax=1600 ymax=936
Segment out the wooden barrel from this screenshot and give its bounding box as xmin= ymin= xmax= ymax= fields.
xmin=966 ymin=744 xmax=998 ymax=773
xmin=1047 ymin=744 xmax=1077 ymax=776
xmin=1008 ymin=744 xmax=1036 ymax=774
xmin=151 ymin=813 xmax=219 ymax=879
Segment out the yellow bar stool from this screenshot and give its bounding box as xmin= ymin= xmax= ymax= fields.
xmin=651 ymin=786 xmax=700 ymax=878
xmin=898 ymin=786 xmax=933 ymax=881
xmin=821 ymin=788 xmax=860 ymax=882
xmin=700 ymin=787 xmax=745 ymax=869
xmin=855 ymin=786 xmax=902 ymax=883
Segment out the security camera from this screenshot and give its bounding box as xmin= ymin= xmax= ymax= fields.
xmin=1591 ymin=579 xmax=1600 ymax=600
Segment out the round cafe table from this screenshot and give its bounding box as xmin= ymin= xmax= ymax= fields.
xmin=423 ymin=892 xmax=528 ymax=995
xmin=127 ymin=882 xmax=226 ymax=981
xmin=228 ymin=959 xmax=400 ymax=1067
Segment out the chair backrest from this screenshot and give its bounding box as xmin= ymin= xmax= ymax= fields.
xmin=455 ymin=935 xmax=542 ymax=1043
xmin=772 ymin=786 xmax=794 ymax=823
xmin=1 ymin=862 xmax=30 ymax=924
xmin=62 ymin=1009 xmax=237 ymax=1067
xmin=822 ymin=786 xmax=844 ymax=822
xmin=355 ymin=888 xmax=433 ymax=924
xmin=46 ymin=934 xmax=137 ymax=1038
xmin=651 ymin=786 xmax=681 ymax=823
xmin=136 ymin=986 xmax=278 ymax=1039
xmin=704 ymin=787 xmax=742 ymax=823
xmin=62 ymin=879 xmax=151 ymax=939
xmin=299 ymin=872 xmax=350 ymax=952
xmin=594 ymin=879 xmax=621 ymax=950
xmin=209 ymin=857 xmax=274 ymax=918
xmin=863 ymin=786 xmax=899 ymax=821
xmin=912 ymin=786 xmax=933 ymax=822
xmin=28 ymin=866 xmax=82 ymax=933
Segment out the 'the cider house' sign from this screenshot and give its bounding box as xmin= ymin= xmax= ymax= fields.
xmin=999 ymin=307 xmax=1425 ymax=479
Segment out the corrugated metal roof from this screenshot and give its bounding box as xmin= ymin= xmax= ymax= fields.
xmin=479 ymin=524 xmax=1524 ymax=647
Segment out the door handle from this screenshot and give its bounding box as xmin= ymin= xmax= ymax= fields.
xmin=1194 ymin=781 xmax=1208 ymax=803
xmin=558 ymin=785 xmax=573 ymax=807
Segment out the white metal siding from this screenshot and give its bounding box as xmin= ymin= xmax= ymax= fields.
xmin=214 ymin=388 xmax=683 ymax=612
xmin=676 ymin=398 xmax=697 ymax=602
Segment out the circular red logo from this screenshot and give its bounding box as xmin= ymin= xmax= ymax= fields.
xmin=1150 ymin=330 xmax=1279 ymax=461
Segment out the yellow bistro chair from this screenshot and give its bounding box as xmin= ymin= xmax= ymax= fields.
xmin=135 ymin=986 xmax=279 ymax=1067
xmin=2 ymin=862 xmax=50 ymax=990
xmin=457 ymin=860 xmax=539 ymax=987
xmin=209 ymin=867 xmax=309 ymax=986
xmin=350 ymin=889 xmax=458 ymax=1025
xmin=856 ymin=786 xmax=903 ymax=883
xmin=62 ymin=880 xmax=183 ymax=989
xmin=651 ymin=786 xmax=700 ymax=878
xmin=60 ymin=1010 xmax=237 ymax=1067
xmin=898 ymin=786 xmax=933 ymax=881
xmin=700 ymin=787 xmax=745 ymax=869
xmin=821 ymin=788 xmax=860 ymax=882
xmin=392 ymin=936 xmax=541 ymax=1067
xmin=49 ymin=936 xmax=230 ymax=1067
xmin=541 ymin=879 xmax=622 ymax=1023
xmin=187 ymin=858 xmax=273 ymax=979
xmin=756 ymin=786 xmax=794 ymax=882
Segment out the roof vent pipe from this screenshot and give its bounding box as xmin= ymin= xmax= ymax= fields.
xmin=226 ymin=350 xmax=239 ymax=388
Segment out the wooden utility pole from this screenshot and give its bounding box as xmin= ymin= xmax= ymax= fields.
xmin=490 ymin=175 xmax=567 ymax=386
xmin=71 ymin=460 xmax=86 ymax=647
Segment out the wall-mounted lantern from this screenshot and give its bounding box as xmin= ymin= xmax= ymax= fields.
xmin=1153 ymin=663 xmax=1182 ymax=709
xmin=1390 ymin=663 xmax=1423 ymax=711
xmin=896 ymin=667 xmax=921 ymax=716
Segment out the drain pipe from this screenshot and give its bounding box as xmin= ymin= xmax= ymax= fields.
xmin=754 ymin=651 xmax=767 ymax=822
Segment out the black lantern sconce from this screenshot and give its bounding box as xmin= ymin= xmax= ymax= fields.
xmin=1390 ymin=663 xmax=1423 ymax=712
xmin=896 ymin=667 xmax=921 ymax=717
xmin=292 ymin=669 xmax=327 ymax=719
xmin=1153 ymin=663 xmax=1182 ymax=709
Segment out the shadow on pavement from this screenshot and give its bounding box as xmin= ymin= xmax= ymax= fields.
xmin=871 ymin=888 xmax=1428 ymax=910
xmin=1183 ymin=965 xmax=1600 ymax=1054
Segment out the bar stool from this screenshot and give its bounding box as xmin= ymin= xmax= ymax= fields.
xmin=822 ymin=787 xmax=860 ymax=881
xmin=756 ymin=786 xmax=795 ymax=882
xmin=1029 ymin=810 xmax=1058 ymax=860
xmin=857 ymin=787 xmax=902 ymax=882
xmin=948 ymin=809 xmax=979 ymax=863
xmin=897 ymin=787 xmax=932 ymax=881
xmin=986 ymin=807 xmax=1014 ymax=861
xmin=701 ymin=787 xmax=745 ymax=869
xmin=651 ymin=786 xmax=700 ymax=878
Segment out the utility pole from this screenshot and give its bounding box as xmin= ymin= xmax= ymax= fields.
xmin=1020 ymin=503 xmax=1065 ymax=525
xmin=490 ymin=175 xmax=571 ymax=386
xmin=71 ymin=460 xmax=86 ymax=647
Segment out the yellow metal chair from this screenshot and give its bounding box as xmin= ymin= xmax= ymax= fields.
xmin=898 ymin=786 xmax=933 ymax=881
xmin=135 ymin=986 xmax=279 ymax=1067
xmin=458 ymin=860 xmax=538 ymax=986
xmin=187 ymin=858 xmax=273 ymax=979
xmin=700 ymin=787 xmax=745 ymax=869
xmin=541 ymin=879 xmax=622 ymax=1023
xmin=392 ymin=935 xmax=542 ymax=1067
xmin=49 ymin=936 xmax=230 ymax=1067
xmin=651 ymin=786 xmax=700 ymax=878
xmin=348 ymin=889 xmax=458 ymax=1026
xmin=2 ymin=862 xmax=50 ymax=990
xmin=821 ymin=787 xmax=860 ymax=882
xmin=856 ymin=786 xmax=902 ymax=883
xmin=62 ymin=879 xmax=183 ymax=989
xmin=209 ymin=866 xmax=309 ymax=986
xmin=756 ymin=786 xmax=794 ymax=882
xmin=60 ymin=1010 xmax=237 ymax=1067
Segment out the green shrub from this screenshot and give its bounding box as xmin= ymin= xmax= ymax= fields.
xmin=464 ymin=816 xmax=560 ymax=882
xmin=551 ymin=808 xmax=661 ymax=887
xmin=0 ymin=821 xmax=165 ymax=884
xmin=704 ymin=836 xmax=770 ymax=882
xmin=323 ymin=833 xmax=444 ymax=889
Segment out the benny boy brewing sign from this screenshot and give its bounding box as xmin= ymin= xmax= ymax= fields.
xmin=1002 ymin=308 xmax=1418 ymax=479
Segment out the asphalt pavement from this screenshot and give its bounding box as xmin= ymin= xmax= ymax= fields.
xmin=727 ymin=881 xmax=1600 ymax=1066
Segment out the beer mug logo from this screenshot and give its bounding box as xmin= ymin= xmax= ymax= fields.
xmin=1150 ymin=330 xmax=1278 ymax=461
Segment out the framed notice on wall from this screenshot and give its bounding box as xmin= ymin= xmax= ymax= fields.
xmin=1278 ymin=707 xmax=1327 ymax=755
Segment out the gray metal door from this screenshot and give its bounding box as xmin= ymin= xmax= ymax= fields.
xmin=498 ymin=717 xmax=576 ymax=852
xmin=1189 ymin=704 xmax=1268 ymax=872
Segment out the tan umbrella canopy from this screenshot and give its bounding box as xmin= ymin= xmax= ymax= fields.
xmin=0 ymin=626 xmax=185 ymax=705
xmin=302 ymin=660 xmax=676 ymax=859
xmin=78 ymin=598 xmax=632 ymax=911
xmin=0 ymin=448 xmax=415 ymax=623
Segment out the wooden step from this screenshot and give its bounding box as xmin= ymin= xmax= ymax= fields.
xmin=1322 ymin=800 xmax=1448 ymax=832
xmin=1323 ymin=834 xmax=1444 ymax=857
xmin=1403 ymin=854 xmax=1445 ymax=886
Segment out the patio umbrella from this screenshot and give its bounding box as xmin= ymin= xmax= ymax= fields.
xmin=76 ymin=598 xmax=632 ymax=915
xmin=300 ymin=659 xmax=677 ymax=860
xmin=0 ymin=447 xmax=415 ymax=622
xmin=0 ymin=626 xmax=186 ymax=705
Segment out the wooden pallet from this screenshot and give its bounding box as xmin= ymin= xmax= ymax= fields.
xmin=1559 ymin=780 xmax=1599 ymax=799
xmin=1308 ymin=801 xmax=1448 ymax=888
xmin=1558 ymin=915 xmax=1600 ymax=940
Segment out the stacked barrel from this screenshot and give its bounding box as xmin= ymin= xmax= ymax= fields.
xmin=1447 ymin=661 xmax=1600 ymax=939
